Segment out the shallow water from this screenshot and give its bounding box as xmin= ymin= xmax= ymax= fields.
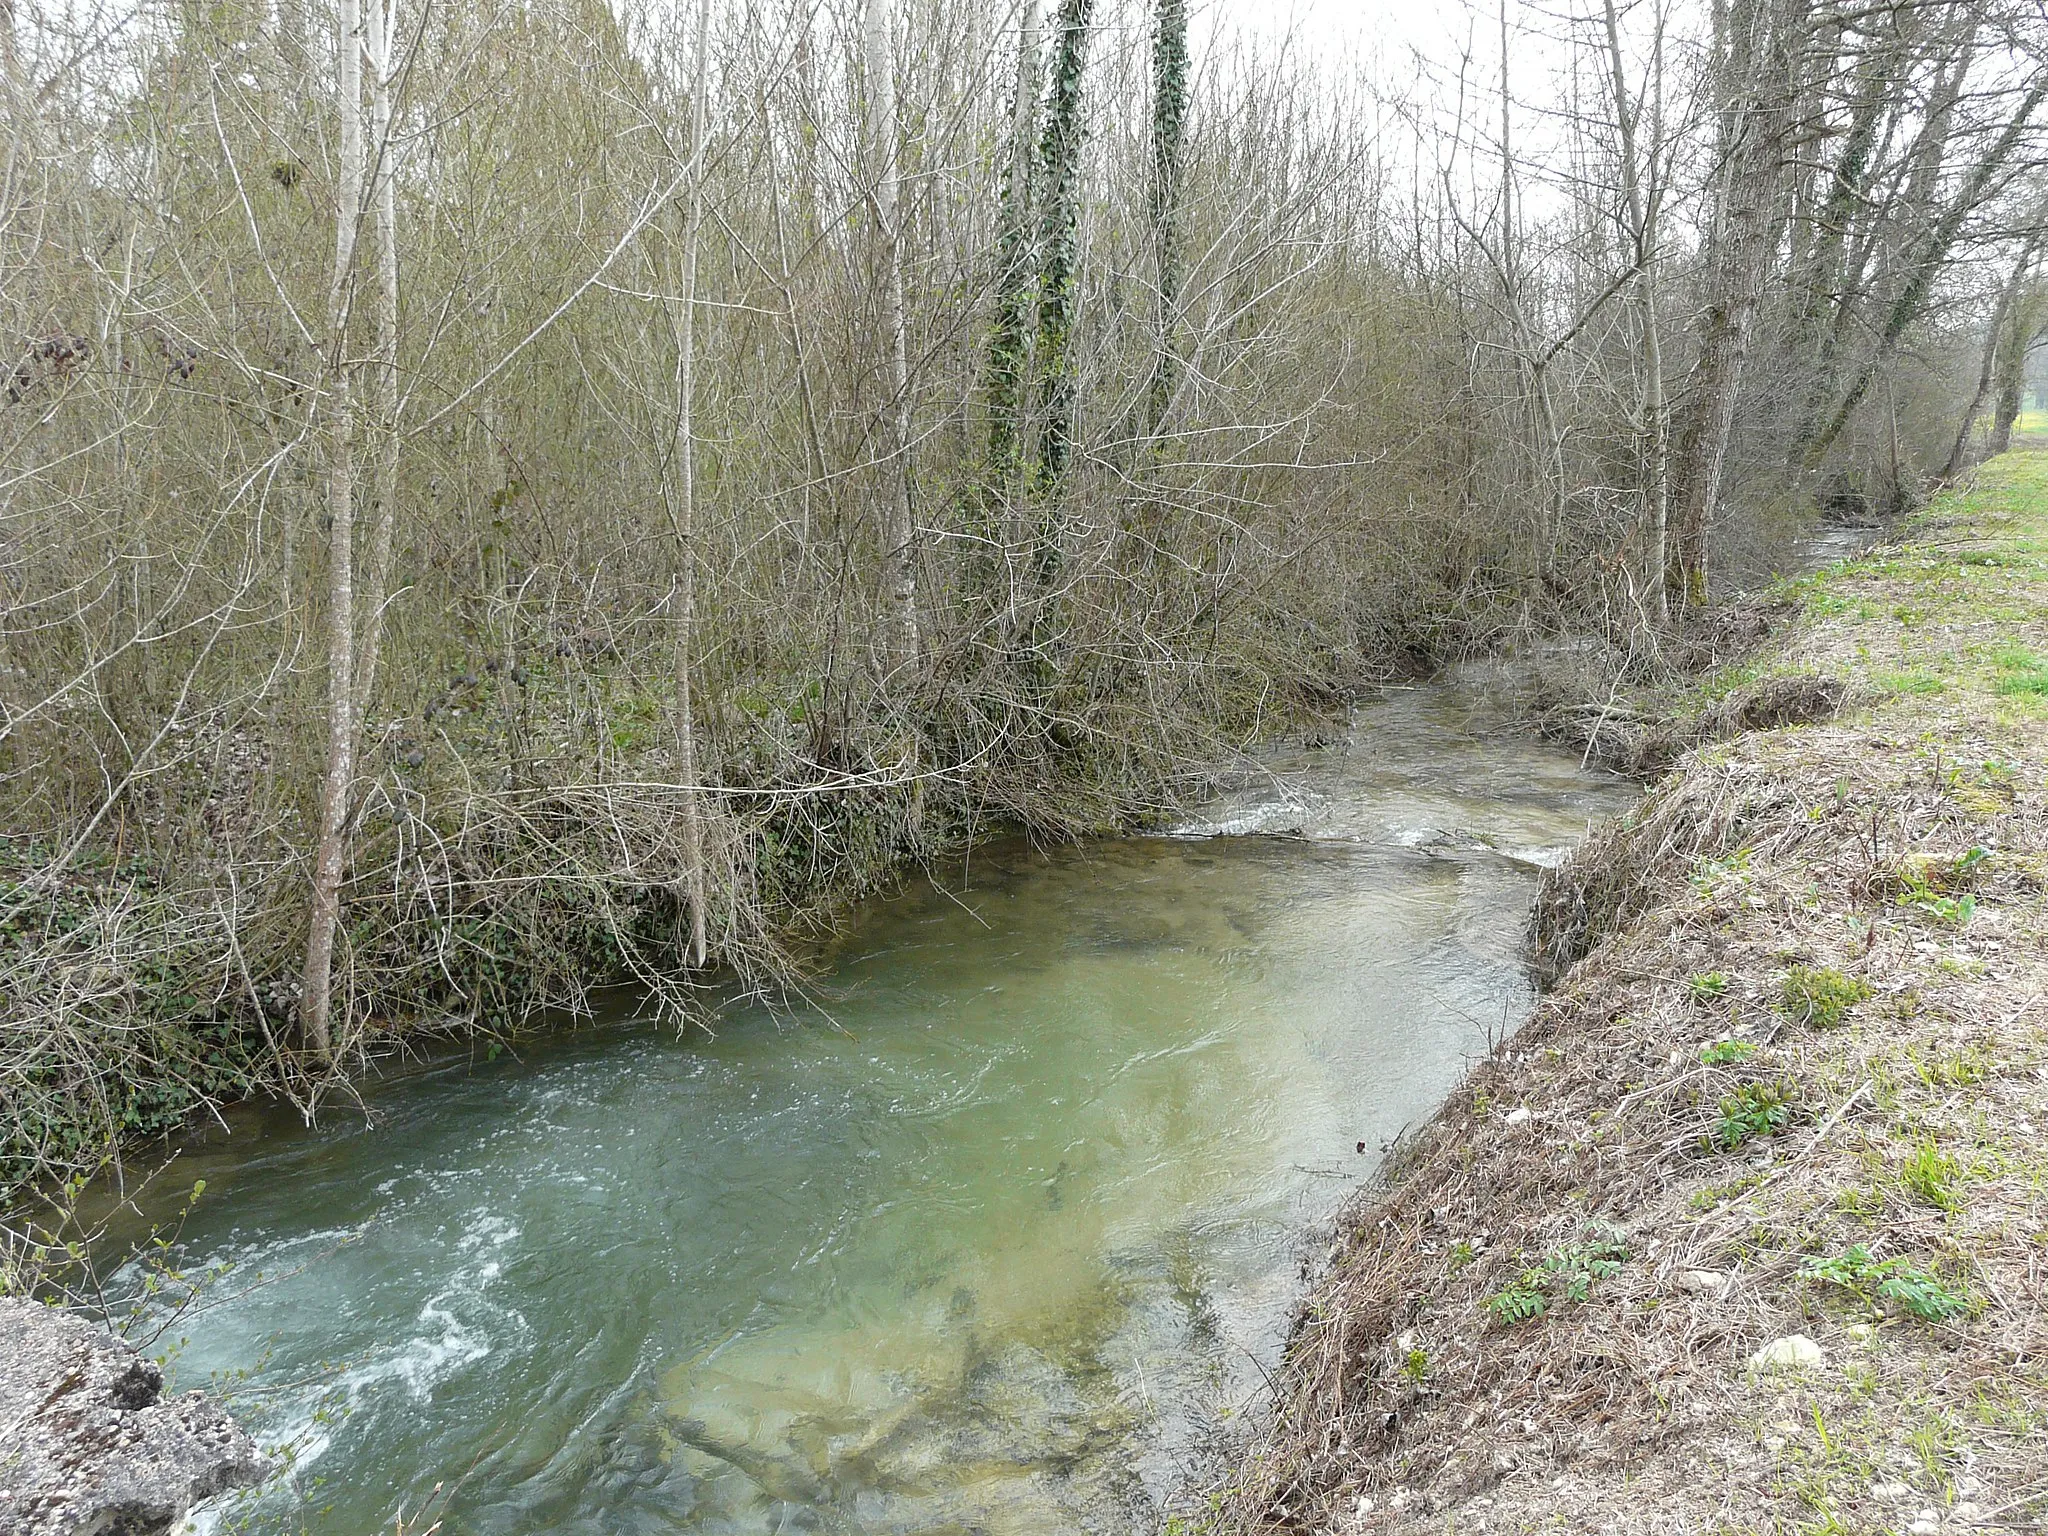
xmin=141 ymin=680 xmax=1633 ymax=1535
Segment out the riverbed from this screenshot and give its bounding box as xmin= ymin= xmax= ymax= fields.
xmin=144 ymin=677 xmax=1634 ymax=1535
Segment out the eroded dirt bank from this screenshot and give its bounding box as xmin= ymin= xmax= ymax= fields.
xmin=1205 ymin=448 xmax=2048 ymax=1536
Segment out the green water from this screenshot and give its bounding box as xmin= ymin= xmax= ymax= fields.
xmin=145 ymin=683 xmax=1632 ymax=1535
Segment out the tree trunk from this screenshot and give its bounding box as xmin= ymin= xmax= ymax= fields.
xmin=1602 ymin=0 xmax=1668 ymax=625
xmin=1988 ymin=289 xmax=2048 ymax=457
xmin=1024 ymin=0 xmax=1092 ymax=673
xmin=1667 ymin=0 xmax=1804 ymax=608
xmin=1943 ymin=232 xmax=2041 ymax=476
xmin=864 ymin=0 xmax=917 ymax=682
xmin=300 ymin=0 xmax=368 ymax=1065
xmin=1146 ymin=0 xmax=1188 ymax=436
xmin=353 ymin=0 xmax=401 ymax=742
xmin=668 ymin=0 xmax=713 ymax=970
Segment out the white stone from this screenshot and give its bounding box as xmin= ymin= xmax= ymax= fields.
xmin=1908 ymin=1520 xmax=1939 ymax=1536
xmin=1869 ymin=1481 xmax=1912 ymax=1501
xmin=1504 ymin=1106 xmax=1533 ymax=1125
xmin=1748 ymin=1333 xmax=1825 ymax=1371
xmin=1677 ymin=1269 xmax=1725 ymax=1295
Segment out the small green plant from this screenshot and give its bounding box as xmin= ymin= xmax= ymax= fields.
xmin=1916 ymin=1047 xmax=1992 ymax=1088
xmin=1780 ymin=966 xmax=1871 ymax=1029
xmin=1401 ymin=1346 xmax=1429 ymax=1384
xmin=1690 ymin=848 xmax=1753 ymax=896
xmin=1698 ymin=1038 xmax=1757 ymax=1066
xmin=1484 ymin=1230 xmax=1628 ymax=1326
xmin=1992 ymin=644 xmax=2048 ymax=697
xmin=1896 ymin=848 xmax=1987 ymax=925
xmin=1900 ymin=1136 xmax=1964 ymax=1212
xmin=1688 ymin=970 xmax=1730 ymax=1001
xmin=1447 ymin=1239 xmax=1476 ymax=1271
xmin=1799 ymin=1245 xmax=1973 ymax=1321
xmin=1708 ymin=1078 xmax=1800 ymax=1150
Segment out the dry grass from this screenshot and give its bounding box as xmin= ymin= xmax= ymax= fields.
xmin=1200 ymin=450 xmax=2048 ymax=1536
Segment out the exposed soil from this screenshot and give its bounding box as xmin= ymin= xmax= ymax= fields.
xmin=1202 ymin=449 xmax=2048 ymax=1536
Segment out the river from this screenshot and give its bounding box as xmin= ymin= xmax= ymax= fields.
xmin=136 ymin=677 xmax=1634 ymax=1535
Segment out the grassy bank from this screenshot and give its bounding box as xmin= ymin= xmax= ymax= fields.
xmin=1209 ymin=445 xmax=2048 ymax=1534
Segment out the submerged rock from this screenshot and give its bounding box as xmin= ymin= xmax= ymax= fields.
xmin=0 ymin=1297 xmax=266 ymax=1536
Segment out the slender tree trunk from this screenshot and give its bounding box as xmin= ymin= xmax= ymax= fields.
xmin=1801 ymin=76 xmax=2047 ymax=467
xmin=1602 ymin=0 xmax=1667 ymax=625
xmin=864 ymin=0 xmax=917 ymax=682
xmin=985 ymin=0 xmax=1040 ymax=497
xmin=1944 ymin=233 xmax=2041 ymax=476
xmin=1667 ymin=0 xmax=1803 ymax=607
xmin=668 ymin=0 xmax=713 ymax=970
xmin=1146 ymin=0 xmax=1188 ymax=436
xmin=354 ymin=0 xmax=400 ymax=740
xmin=1025 ymin=0 xmax=1093 ymax=668
xmin=300 ymin=0 xmax=368 ymax=1064
xmin=1988 ymin=291 xmax=2048 ymax=457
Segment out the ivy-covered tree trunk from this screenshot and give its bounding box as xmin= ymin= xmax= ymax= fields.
xmin=1146 ymin=0 xmax=1187 ymax=437
xmin=1029 ymin=0 xmax=1092 ymax=583
xmin=983 ymin=0 xmax=1040 ymax=502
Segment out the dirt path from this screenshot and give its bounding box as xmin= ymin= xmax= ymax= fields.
xmin=1208 ymin=449 xmax=2048 ymax=1536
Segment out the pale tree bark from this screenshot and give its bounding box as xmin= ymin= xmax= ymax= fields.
xmin=1497 ymin=2 xmax=1566 ymax=590
xmin=668 ymin=0 xmax=713 ymax=970
xmin=1602 ymin=0 xmax=1668 ymax=625
xmin=300 ymin=0 xmax=369 ymax=1064
xmin=864 ymin=0 xmax=917 ymax=683
xmin=353 ymin=0 xmax=401 ymax=745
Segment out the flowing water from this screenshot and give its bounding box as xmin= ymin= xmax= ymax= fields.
xmin=138 ymin=679 xmax=1634 ymax=1535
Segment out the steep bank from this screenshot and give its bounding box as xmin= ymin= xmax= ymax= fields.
xmin=1210 ymin=447 xmax=2048 ymax=1534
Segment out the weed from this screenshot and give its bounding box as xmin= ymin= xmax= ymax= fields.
xmin=1401 ymin=1347 xmax=1429 ymax=1384
xmin=1991 ymin=644 xmax=2048 ymax=696
xmin=1899 ymin=1137 xmax=1964 ymax=1212
xmin=1699 ymin=1038 xmax=1757 ymax=1066
xmin=1447 ymin=1239 xmax=1476 ymax=1271
xmin=1691 ymin=849 xmax=1753 ymax=896
xmin=1484 ymin=1229 xmax=1628 ymax=1326
xmin=1688 ymin=970 xmax=1731 ymax=1001
xmin=1708 ymin=1078 xmax=1801 ymax=1150
xmin=1780 ymin=966 xmax=1871 ymax=1029
xmin=1876 ymin=670 xmax=1946 ymax=697
xmin=1895 ymin=847 xmax=1988 ymax=925
xmin=1835 ymin=1184 xmax=1887 ymax=1221
xmin=1914 ymin=1045 xmax=1993 ymax=1087
xmin=1799 ymin=1246 xmax=1973 ymax=1321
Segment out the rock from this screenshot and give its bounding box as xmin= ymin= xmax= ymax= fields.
xmin=1676 ymin=1269 xmax=1726 ymax=1295
xmin=1747 ymin=1333 xmax=1825 ymax=1371
xmin=1502 ymin=1106 xmax=1533 ymax=1126
xmin=0 ymin=1297 xmax=267 ymax=1536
